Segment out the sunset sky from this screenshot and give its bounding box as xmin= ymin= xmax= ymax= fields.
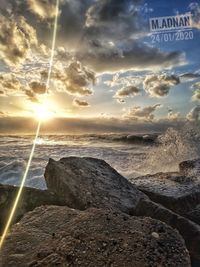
xmin=0 ymin=0 xmax=200 ymax=133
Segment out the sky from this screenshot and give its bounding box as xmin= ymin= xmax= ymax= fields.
xmin=0 ymin=0 xmax=200 ymax=133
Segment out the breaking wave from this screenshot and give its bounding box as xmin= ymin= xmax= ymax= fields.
xmin=144 ymin=122 xmax=200 ymax=173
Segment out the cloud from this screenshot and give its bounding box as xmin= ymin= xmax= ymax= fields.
xmin=106 ymin=73 xmax=143 ymax=88
xmin=114 ymin=85 xmax=140 ymax=99
xmin=24 ymin=89 xmax=39 ymax=103
xmin=189 ymin=2 xmax=200 ymax=29
xmin=78 ymin=42 xmax=184 ymax=73
xmin=73 ymin=98 xmax=90 ymax=107
xmin=0 ymin=15 xmax=38 ymax=66
xmin=1 ymin=1 xmax=185 ymax=74
xmin=191 ymin=82 xmax=200 ymax=101
xmin=192 ymin=91 xmax=200 ymax=101
xmin=0 ymin=115 xmax=185 ymax=134
xmin=29 ymin=81 xmax=47 ymax=94
xmin=180 ymin=73 xmax=200 ymax=81
xmin=168 ymin=110 xmax=181 ymax=121
xmin=39 ymin=61 xmax=96 ymax=97
xmin=0 ymin=73 xmax=21 ymax=94
xmin=27 ymin=0 xmax=59 ymax=19
xmin=58 ymin=61 xmax=95 ymax=96
xmin=23 ymin=80 xmax=47 ymax=102
xmin=0 ymin=111 xmax=5 ymax=117
xmin=125 ymin=104 xmax=161 ymax=121
xmin=191 ymin=81 xmax=200 ymax=90
xmin=85 ymin=0 xmax=145 ymax=41
xmin=117 ymin=98 xmax=126 ymax=104
xmin=143 ymin=74 xmax=180 ymax=97
xmin=187 ymin=106 xmax=200 ymax=121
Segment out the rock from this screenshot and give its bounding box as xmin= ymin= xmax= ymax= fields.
xmin=179 ymin=159 xmax=200 ymax=176
xmin=186 ymin=204 xmax=200 ymax=225
xmin=44 ymin=157 xmax=200 ymax=264
xmin=0 ymin=205 xmax=191 ymax=267
xmin=44 ymin=157 xmax=146 ymax=213
xmin=130 ymin=169 xmax=200 ymax=215
xmin=0 ymin=184 xmax=63 ymax=234
xmin=134 ymin=199 xmax=200 ymax=266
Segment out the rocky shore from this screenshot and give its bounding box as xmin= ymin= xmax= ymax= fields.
xmin=0 ymin=157 xmax=200 ymax=266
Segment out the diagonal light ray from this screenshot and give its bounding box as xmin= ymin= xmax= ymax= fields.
xmin=0 ymin=0 xmax=60 ymax=250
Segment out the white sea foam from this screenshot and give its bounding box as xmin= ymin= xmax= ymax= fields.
xmin=0 ymin=125 xmax=199 ymax=189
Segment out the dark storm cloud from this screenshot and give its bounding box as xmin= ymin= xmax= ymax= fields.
xmin=0 ymin=0 xmax=185 ymax=73
xmin=77 ymin=43 xmax=184 ymax=73
xmin=85 ymin=0 xmax=145 ymax=41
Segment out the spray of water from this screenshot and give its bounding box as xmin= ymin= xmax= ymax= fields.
xmin=144 ymin=122 xmax=200 ymax=174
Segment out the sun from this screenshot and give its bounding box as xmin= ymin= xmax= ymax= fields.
xmin=32 ymin=103 xmax=55 ymax=121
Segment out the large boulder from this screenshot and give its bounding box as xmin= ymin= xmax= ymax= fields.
xmin=44 ymin=157 xmax=200 ymax=265
xmin=44 ymin=157 xmax=147 ymax=213
xmin=0 ymin=205 xmax=191 ymax=267
xmin=130 ymin=159 xmax=200 ymax=215
xmin=0 ymin=184 xmax=63 ymax=234
xmin=186 ymin=204 xmax=200 ymax=225
xmin=134 ymin=199 xmax=200 ymax=267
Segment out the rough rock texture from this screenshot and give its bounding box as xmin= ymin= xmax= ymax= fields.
xmin=0 ymin=206 xmax=191 ymax=267
xmin=134 ymin=199 xmax=200 ymax=267
xmin=0 ymin=184 xmax=63 ymax=234
xmin=44 ymin=157 xmax=200 ymax=265
xmin=179 ymin=159 xmax=200 ymax=176
xmin=130 ymin=160 xmax=200 ymax=215
xmin=44 ymin=157 xmax=147 ymax=214
xmin=186 ymin=204 xmax=200 ymax=225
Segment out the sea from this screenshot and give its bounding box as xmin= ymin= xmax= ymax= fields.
xmin=0 ymin=123 xmax=199 ymax=189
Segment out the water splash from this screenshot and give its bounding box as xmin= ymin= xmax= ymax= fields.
xmin=144 ymin=122 xmax=200 ymax=174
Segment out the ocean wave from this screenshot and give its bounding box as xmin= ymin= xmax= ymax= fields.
xmin=143 ymin=122 xmax=200 ymax=173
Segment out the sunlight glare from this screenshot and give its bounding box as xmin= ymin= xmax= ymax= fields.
xmin=34 ymin=103 xmax=54 ymax=121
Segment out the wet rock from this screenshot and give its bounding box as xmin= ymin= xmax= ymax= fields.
xmin=179 ymin=159 xmax=200 ymax=176
xmin=44 ymin=157 xmax=200 ymax=264
xmin=130 ymin=162 xmax=200 ymax=215
xmin=44 ymin=157 xmax=146 ymax=213
xmin=0 ymin=184 xmax=63 ymax=234
xmin=0 ymin=205 xmax=191 ymax=267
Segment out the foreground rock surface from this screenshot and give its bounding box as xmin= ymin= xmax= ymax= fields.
xmin=0 ymin=206 xmax=191 ymax=267
xmin=130 ymin=159 xmax=200 ymax=216
xmin=45 ymin=157 xmax=146 ymax=213
xmin=0 ymin=184 xmax=62 ymax=234
xmin=134 ymin=199 xmax=200 ymax=266
xmin=44 ymin=157 xmax=200 ymax=265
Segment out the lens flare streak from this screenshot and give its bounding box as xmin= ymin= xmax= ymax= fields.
xmin=0 ymin=0 xmax=60 ymax=250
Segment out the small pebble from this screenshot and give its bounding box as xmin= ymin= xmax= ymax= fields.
xmin=151 ymin=232 xmax=159 ymax=239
